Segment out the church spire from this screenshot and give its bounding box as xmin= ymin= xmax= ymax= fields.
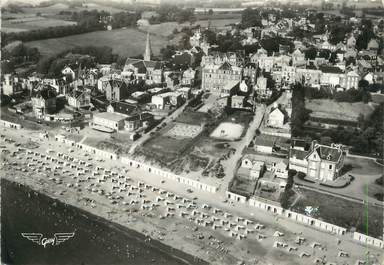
xmin=144 ymin=32 xmax=152 ymax=61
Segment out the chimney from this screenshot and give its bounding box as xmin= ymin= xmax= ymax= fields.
xmin=310 ymin=140 xmax=318 ymax=151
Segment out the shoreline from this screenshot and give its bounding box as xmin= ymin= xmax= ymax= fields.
xmin=1 ymin=178 xmax=208 ymax=265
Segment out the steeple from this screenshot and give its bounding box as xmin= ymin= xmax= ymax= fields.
xmin=144 ymin=32 xmax=152 ymax=61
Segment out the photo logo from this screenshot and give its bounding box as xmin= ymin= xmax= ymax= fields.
xmin=21 ymin=232 xmax=75 ymax=248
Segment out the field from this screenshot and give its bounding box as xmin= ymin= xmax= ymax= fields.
xmin=2 ymin=17 xmax=77 ymax=33
xmin=25 ymin=28 xmax=170 ymax=58
xmin=292 ymin=189 xmax=383 ymax=238
xmin=305 ymin=99 xmax=375 ymax=121
xmin=2 ymin=2 xmax=125 ymax=33
xmin=210 ymin=122 xmax=244 ymax=140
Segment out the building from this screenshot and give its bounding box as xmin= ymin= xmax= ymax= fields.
xmin=340 ymin=71 xmax=359 ymax=90
xmin=123 ymin=34 xmax=164 ymax=85
xmin=241 ymin=155 xmax=265 ymax=180
xmin=291 ymin=49 xmax=305 ymax=66
xmin=319 ymin=66 xmax=345 ymax=87
xmin=107 ymin=101 xmax=139 ymax=116
xmin=91 ymin=112 xmax=127 ymax=132
xmin=31 ymin=87 xmax=57 ymax=119
xmin=289 ymin=141 xmax=345 ymax=182
xmin=241 ymin=154 xmax=288 ymax=181
xmin=231 ymin=95 xmax=246 ymax=109
xmin=201 ymin=51 xmax=244 ymax=67
xmin=2 ymin=74 xmax=24 ymax=95
xmin=105 ymin=79 xmax=130 ymax=102
xmin=296 ymin=66 xmax=322 ymax=85
xmin=66 ymin=89 xmax=91 ymax=109
xmin=254 ymin=76 xmax=271 ymax=99
xmin=125 ymin=112 xmax=154 ymax=132
xmin=151 ymin=92 xmax=183 ymax=109
xmin=62 ymin=66 xmax=75 ymax=80
xmin=202 ymin=62 xmax=242 ymax=93
xmin=181 ymin=68 xmax=196 ymax=87
xmin=243 ymin=63 xmax=257 ymax=84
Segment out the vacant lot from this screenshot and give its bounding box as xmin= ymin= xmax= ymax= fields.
xmin=293 ymin=189 xmax=383 ymax=238
xmin=305 ymin=99 xmax=375 ymax=121
xmin=25 ymin=28 xmax=170 ymax=58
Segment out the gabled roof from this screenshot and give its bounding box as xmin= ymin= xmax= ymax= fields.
xmin=289 ymin=148 xmax=308 ymax=160
xmin=310 ymin=145 xmax=343 ymax=163
xmin=218 ymin=61 xmax=233 ymax=71
xmin=32 ymin=86 xmax=57 ymax=100
xmin=124 ymin=58 xmax=163 ymax=72
xmin=319 ymin=65 xmax=344 ymax=74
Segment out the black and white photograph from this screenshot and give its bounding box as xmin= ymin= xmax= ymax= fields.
xmin=0 ymin=0 xmax=383 ymax=264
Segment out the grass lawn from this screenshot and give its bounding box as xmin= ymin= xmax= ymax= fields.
xmin=305 ymin=99 xmax=375 ymax=121
xmin=25 ymin=28 xmax=170 ymax=58
xmin=293 ymin=189 xmax=383 ymax=238
xmin=229 ymin=176 xmax=256 ymax=197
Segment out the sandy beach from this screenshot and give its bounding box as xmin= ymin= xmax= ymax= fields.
xmin=0 ymin=126 xmax=382 ymax=265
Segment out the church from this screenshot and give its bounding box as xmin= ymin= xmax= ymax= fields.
xmin=122 ymin=33 xmax=164 ymax=85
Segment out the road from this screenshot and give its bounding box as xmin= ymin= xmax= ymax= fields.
xmin=128 ymin=101 xmax=190 ymax=154
xmin=221 ymin=104 xmax=266 ymax=189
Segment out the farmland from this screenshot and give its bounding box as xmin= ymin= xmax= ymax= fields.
xmin=1 ymin=17 xmax=77 ymax=33
xmin=25 ymin=28 xmax=170 ymax=58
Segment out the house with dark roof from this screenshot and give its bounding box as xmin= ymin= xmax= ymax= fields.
xmin=289 ymin=140 xmax=344 ymax=182
xmin=107 ymin=101 xmax=139 ymax=116
xmin=66 ymin=89 xmax=91 ymax=109
xmin=105 ymin=79 xmax=130 ymax=102
xmin=31 ymin=86 xmax=57 ymax=118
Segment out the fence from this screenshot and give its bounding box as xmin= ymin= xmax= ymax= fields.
xmin=227 ymin=192 xmax=384 ymax=248
xmin=353 ymin=232 xmax=384 ymax=249
xmin=76 ymin=143 xmax=118 ymax=160
xmin=0 ymin=119 xmax=22 ymax=129
xmin=121 ymin=157 xmax=218 ymax=193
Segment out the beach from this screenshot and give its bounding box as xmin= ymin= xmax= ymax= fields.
xmin=0 ymin=127 xmax=382 ymax=265
xmin=1 ymin=179 xmax=206 ymax=265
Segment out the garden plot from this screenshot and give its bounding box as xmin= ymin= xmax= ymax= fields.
xmin=165 ymin=123 xmax=203 ymax=139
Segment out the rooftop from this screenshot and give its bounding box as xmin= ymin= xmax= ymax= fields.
xmin=94 ymin=112 xmax=127 ymax=122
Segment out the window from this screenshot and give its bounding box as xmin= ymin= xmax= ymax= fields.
xmin=329 ymin=165 xmax=333 ymax=170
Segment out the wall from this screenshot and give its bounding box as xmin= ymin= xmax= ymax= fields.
xmin=0 ymin=120 xmax=22 ymax=129
xmin=228 ymin=194 xmax=348 ymax=236
xmin=353 ymin=232 xmax=384 ymax=249
xmin=284 ymin=210 xmax=346 ymax=236
xmin=226 ymin=191 xmax=247 ymax=203
xmin=121 ymin=157 xmax=218 ymax=193
xmin=76 ymin=143 xmax=118 ymax=160
xmin=55 ymin=134 xmax=76 ymax=146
